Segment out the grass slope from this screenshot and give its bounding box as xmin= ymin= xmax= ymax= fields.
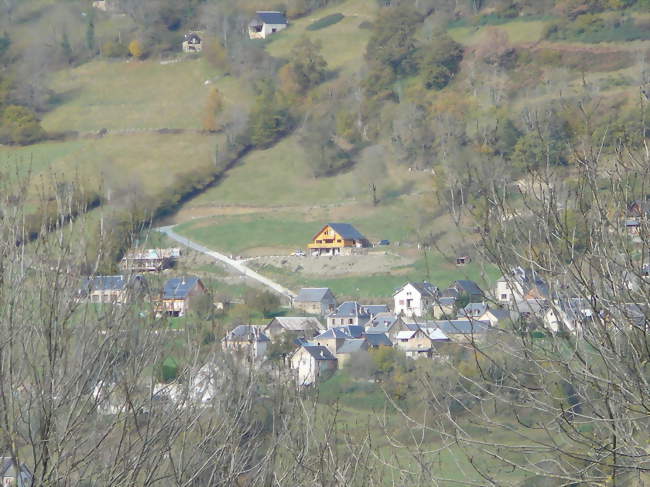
xmin=44 ymin=58 xmax=247 ymax=132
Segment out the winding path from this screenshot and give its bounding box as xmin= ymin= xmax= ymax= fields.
xmin=157 ymin=225 xmax=297 ymax=300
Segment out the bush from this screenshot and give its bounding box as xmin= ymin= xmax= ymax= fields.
xmin=101 ymin=40 xmax=128 ymax=58
xmin=0 ymin=105 xmax=47 ymax=145
xmin=307 ymin=13 xmax=344 ymax=31
xmin=128 ymin=39 xmax=145 ymax=59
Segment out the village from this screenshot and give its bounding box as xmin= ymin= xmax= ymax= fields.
xmin=78 ymin=218 xmax=650 ymax=402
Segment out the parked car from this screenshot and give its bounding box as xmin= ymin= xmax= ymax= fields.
xmin=377 ymin=240 xmax=390 ymax=246
xmin=292 ymin=249 xmax=306 ymax=256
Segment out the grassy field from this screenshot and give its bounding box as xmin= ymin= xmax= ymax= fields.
xmin=448 ymin=19 xmax=549 ymax=45
xmin=266 ymin=0 xmax=376 ymax=73
xmin=43 ymin=58 xmax=247 ymax=132
xmin=0 ymin=132 xmax=223 ymax=203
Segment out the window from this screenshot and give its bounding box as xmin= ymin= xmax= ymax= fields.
xmin=272 ymin=28 xmax=277 ymax=33
xmin=501 ymin=294 xmax=508 ymax=300
xmin=348 ymin=318 xmax=353 ymax=324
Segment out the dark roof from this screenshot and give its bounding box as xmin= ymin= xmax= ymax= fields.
xmin=329 ymin=301 xmax=370 ymax=319
xmin=435 ymin=296 xmax=457 ymax=306
xmin=434 ymin=319 xmax=491 ymax=335
xmin=163 ymin=277 xmax=201 ymax=299
xmin=294 ymin=287 xmax=333 ymax=303
xmin=81 ymin=275 xmax=145 ymax=292
xmin=395 ymin=281 xmax=438 ymax=297
xmin=184 ymin=32 xmax=201 ymax=42
xmin=440 ymin=287 xmax=460 ymax=299
xmin=0 ymin=457 xmax=32 ymax=483
xmin=365 ymin=333 xmax=392 ymax=347
xmin=337 ymin=338 xmax=368 ymax=354
xmin=316 ymin=328 xmax=351 ymax=340
xmin=338 ymin=325 xmax=365 ymax=338
xmin=303 ymin=345 xmax=336 ymax=361
xmin=453 ymin=280 xmax=484 ymax=296
xmin=365 ymin=304 xmax=390 ymax=316
xmin=268 ymin=317 xmax=323 ymax=332
xmin=226 ymin=325 xmax=270 ymax=342
xmin=254 ymin=11 xmax=287 ymax=25
xmin=326 ymin=223 xmax=367 ymax=241
xmin=461 ymin=302 xmax=488 ymax=317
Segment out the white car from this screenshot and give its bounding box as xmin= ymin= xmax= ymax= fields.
xmin=292 ymin=249 xmax=306 ymax=257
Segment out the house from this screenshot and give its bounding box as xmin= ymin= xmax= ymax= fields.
xmin=456 ymin=256 xmax=471 ymax=266
xmin=313 ymin=326 xmax=364 ymax=354
xmin=290 ymin=345 xmax=337 ymax=386
xmin=92 ymin=0 xmax=118 ymax=11
xmin=431 ymin=296 xmax=457 ymax=319
xmin=264 ymin=316 xmax=324 ymax=340
xmin=248 ymin=11 xmax=288 ymax=39
xmin=335 ymin=338 xmax=369 ymax=367
xmin=447 ymin=280 xmax=485 ymax=302
xmin=459 ymin=302 xmax=512 ymax=327
xmin=293 ymin=287 xmax=337 ymax=315
xmin=432 ymin=319 xmax=492 ymax=343
xmin=366 ymin=313 xmax=403 ymax=335
xmin=80 ymin=275 xmax=147 ymax=304
xmin=393 ymin=281 xmax=439 ymax=317
xmin=222 ymin=325 xmax=270 ymax=360
xmin=514 ymin=298 xmax=549 ymax=321
xmin=365 ymin=333 xmax=392 ymax=348
xmin=327 ymin=301 xmax=372 ymax=328
xmin=544 ymin=298 xmax=594 ymax=334
xmin=120 ymin=248 xmax=180 ymax=272
xmin=496 ymin=267 xmax=549 ymax=304
xmin=182 ymin=32 xmax=203 ymax=52
xmin=308 ymin=223 xmax=370 ymax=256
xmin=394 ymin=327 xmax=448 ymax=358
xmin=160 ymin=276 xmax=207 ymax=317
xmin=0 ymin=457 xmax=33 ymax=486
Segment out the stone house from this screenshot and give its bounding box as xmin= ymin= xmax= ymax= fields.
xmin=495 ymin=267 xmax=549 ymax=304
xmin=264 ymin=316 xmax=324 ymax=341
xmin=222 ymin=325 xmax=270 ymax=360
xmin=248 ymin=11 xmax=288 ymax=39
xmin=80 ymin=275 xmax=147 ymax=304
xmin=293 ymin=287 xmax=337 ymax=315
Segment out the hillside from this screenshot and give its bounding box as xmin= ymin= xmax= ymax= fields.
xmin=1 ymin=0 xmax=648 ymax=298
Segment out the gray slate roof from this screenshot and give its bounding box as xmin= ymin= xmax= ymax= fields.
xmin=163 ymin=277 xmax=200 ymax=299
xmin=461 ymin=302 xmax=488 ymax=317
xmin=365 ymin=333 xmax=392 ymax=347
xmin=395 ymin=281 xmax=438 ymax=297
xmin=270 ymin=317 xmax=324 ymax=332
xmin=336 ymin=338 xmax=368 ymax=354
xmin=294 ymin=287 xmax=333 ymax=303
xmin=329 ymin=301 xmax=370 ymax=319
xmin=255 ymin=11 xmax=287 ymax=25
xmin=316 ymin=328 xmax=352 ymax=340
xmin=453 ymin=280 xmax=484 ymax=296
xmin=226 ymin=325 xmax=270 ymax=342
xmin=303 ymin=345 xmax=336 ymax=361
xmin=0 ymin=457 xmax=32 ymax=484
xmin=82 ymin=275 xmax=129 ymax=292
xmin=326 ymin=223 xmax=367 ymax=241
xmin=365 ymin=304 xmax=390 ymax=316
xmin=434 ymin=319 xmax=491 ymax=335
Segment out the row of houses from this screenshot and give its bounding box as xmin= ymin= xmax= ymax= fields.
xmin=80 ymin=275 xmax=207 ymax=317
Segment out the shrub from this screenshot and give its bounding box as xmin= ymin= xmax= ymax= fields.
xmin=0 ymin=105 xmax=47 ymax=145
xmin=101 ymin=40 xmax=128 ymax=58
xmin=306 ymin=13 xmax=344 ymax=31
xmin=358 ymin=20 xmax=373 ymax=29
xmin=128 ymin=39 xmax=145 ymax=59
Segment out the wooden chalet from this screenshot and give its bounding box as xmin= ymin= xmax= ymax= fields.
xmin=308 ymin=223 xmax=370 ymax=256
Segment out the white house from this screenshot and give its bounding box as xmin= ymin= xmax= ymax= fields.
xmin=495 ymin=267 xmax=549 ymax=304
xmin=248 ymin=11 xmax=288 ymax=39
xmin=393 ymin=282 xmax=438 ymax=317
xmin=290 ymin=345 xmax=337 ymax=386
xmin=0 ymin=457 xmax=33 ymax=486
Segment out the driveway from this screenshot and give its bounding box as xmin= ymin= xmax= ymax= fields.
xmin=157 ymin=226 xmax=296 ymax=300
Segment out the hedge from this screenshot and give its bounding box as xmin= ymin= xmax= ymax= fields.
xmin=307 ymin=13 xmax=344 ymax=31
